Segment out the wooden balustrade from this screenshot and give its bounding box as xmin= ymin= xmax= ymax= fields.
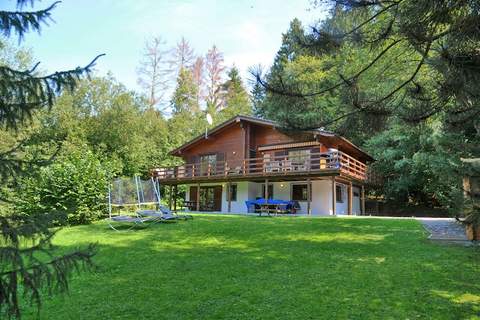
xmin=152 ymin=151 xmax=367 ymax=181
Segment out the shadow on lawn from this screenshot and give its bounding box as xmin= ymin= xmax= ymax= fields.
xmin=28 ymin=215 xmax=480 ymax=320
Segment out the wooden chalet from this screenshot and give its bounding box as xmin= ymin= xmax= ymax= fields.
xmin=153 ymin=115 xmax=374 ymax=215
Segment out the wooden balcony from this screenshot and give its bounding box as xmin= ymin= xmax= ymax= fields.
xmin=153 ymin=151 xmax=367 ymax=184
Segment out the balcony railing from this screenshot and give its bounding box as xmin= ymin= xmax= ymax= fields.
xmin=153 ymin=151 xmax=367 ymax=181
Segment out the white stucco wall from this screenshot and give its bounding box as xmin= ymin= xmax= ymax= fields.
xmin=335 ymin=183 xmax=348 ymax=215
xmin=183 ymin=179 xmax=362 ymax=215
xmin=248 ymin=182 xmax=261 ymax=201
xmin=328 ymin=182 xmax=361 ymax=215
xmin=353 ymin=186 xmax=361 ymax=215
xmin=222 ymin=181 xmax=250 ymax=213
xmin=311 ymin=180 xmax=333 ymax=216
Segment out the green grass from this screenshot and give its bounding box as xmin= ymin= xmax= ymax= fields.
xmin=23 ymin=215 xmax=480 ymax=319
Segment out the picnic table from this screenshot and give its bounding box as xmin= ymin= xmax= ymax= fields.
xmin=245 ymin=199 xmax=296 ymax=216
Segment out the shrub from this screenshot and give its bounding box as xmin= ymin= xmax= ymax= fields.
xmin=17 ymin=149 xmax=111 ymax=225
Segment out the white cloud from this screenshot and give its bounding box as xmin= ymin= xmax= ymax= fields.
xmin=233 ymin=20 xmax=270 ymax=47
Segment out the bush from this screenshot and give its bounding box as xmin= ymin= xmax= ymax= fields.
xmin=17 ymin=149 xmax=111 ymax=225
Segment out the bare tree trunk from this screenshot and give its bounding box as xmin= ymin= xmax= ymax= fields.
xmin=137 ymin=36 xmax=169 ymax=110
xmin=205 ymin=45 xmax=226 ymax=112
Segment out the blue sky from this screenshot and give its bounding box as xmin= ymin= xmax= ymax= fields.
xmin=3 ymin=0 xmax=327 ymax=91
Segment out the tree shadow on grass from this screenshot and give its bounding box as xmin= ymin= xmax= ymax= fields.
xmin=22 ymin=215 xmax=480 ymax=320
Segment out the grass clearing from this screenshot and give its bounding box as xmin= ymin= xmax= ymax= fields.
xmin=23 ymin=215 xmax=480 ymax=319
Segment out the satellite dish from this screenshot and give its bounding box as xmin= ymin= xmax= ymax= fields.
xmin=206 ymin=113 xmax=213 ymax=125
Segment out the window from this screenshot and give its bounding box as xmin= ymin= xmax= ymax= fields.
xmin=227 ymin=184 xmax=237 ymax=202
xmin=292 ymin=184 xmax=309 ymax=201
xmin=353 ymin=191 xmax=360 ymax=197
xmin=336 ymin=185 xmax=344 ymax=203
xmin=200 ymin=154 xmax=217 ymax=175
xmin=288 ymin=149 xmax=310 ymax=163
xmin=262 ymin=184 xmax=274 ymax=199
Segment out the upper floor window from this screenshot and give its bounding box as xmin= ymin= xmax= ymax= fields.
xmin=288 ymin=149 xmax=310 ymax=163
xmin=200 ymin=154 xmax=217 ymax=174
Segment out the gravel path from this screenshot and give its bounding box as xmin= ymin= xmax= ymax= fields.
xmin=418 ymin=218 xmax=468 ymax=241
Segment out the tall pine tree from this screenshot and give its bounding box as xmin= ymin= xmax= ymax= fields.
xmin=0 ymin=1 xmax=101 ymax=318
xmin=216 ymin=66 xmax=251 ymax=123
xmin=168 ymin=67 xmax=203 ymax=147
xmin=170 ymin=68 xmax=199 ymax=115
xmin=253 ymin=1 xmax=480 ymax=210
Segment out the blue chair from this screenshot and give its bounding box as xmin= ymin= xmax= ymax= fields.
xmin=245 ymin=201 xmax=256 ymax=213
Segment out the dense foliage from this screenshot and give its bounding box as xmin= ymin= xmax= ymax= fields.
xmin=16 ymin=149 xmax=111 ymax=225
xmin=254 ymin=3 xmax=480 ymax=211
xmin=0 ymin=30 xmax=254 ymax=232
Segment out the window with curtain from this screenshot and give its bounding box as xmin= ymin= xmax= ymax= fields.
xmin=200 ymin=154 xmax=217 ymax=175
xmin=228 ymin=184 xmax=237 ymax=201
xmin=288 ymin=149 xmax=310 ymax=163
xmin=292 ymin=184 xmax=309 ymax=201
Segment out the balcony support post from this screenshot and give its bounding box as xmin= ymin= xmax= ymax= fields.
xmin=227 ymin=181 xmax=232 ymax=213
xmin=361 ymin=184 xmax=365 ymax=215
xmin=168 ymin=185 xmax=173 ymax=210
xmin=307 ymin=178 xmax=312 ymax=215
xmin=196 ymin=183 xmax=200 ymax=212
xmin=173 ymin=184 xmax=177 ymax=213
xmin=331 ymin=176 xmax=336 ymax=216
xmin=265 ymin=178 xmax=269 ymax=201
xmin=348 ymin=181 xmax=353 ymax=215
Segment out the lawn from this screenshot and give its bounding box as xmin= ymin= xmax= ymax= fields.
xmin=23 ymin=215 xmax=480 ymax=320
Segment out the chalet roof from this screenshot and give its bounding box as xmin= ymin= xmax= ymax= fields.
xmin=169 ymin=115 xmax=375 ymax=162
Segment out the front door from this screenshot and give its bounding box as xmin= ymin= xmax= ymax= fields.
xmin=190 ymin=185 xmax=222 ymax=211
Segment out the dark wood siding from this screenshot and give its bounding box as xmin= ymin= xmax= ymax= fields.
xmin=189 ymin=186 xmax=197 ymax=202
xmin=311 ymin=147 xmax=321 ymax=170
xmin=177 ymin=120 xmax=367 ymax=166
xmin=251 ymin=125 xmax=296 ymax=148
xmin=181 ymin=123 xmax=245 ymax=167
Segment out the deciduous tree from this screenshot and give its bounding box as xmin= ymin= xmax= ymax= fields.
xmin=137 ymin=36 xmax=169 ymax=110
xmin=168 ymin=36 xmax=195 ymax=78
xmin=205 ymin=45 xmax=226 ymax=113
xmin=191 ymin=56 xmax=205 ymax=105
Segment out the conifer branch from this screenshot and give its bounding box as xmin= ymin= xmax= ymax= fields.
xmin=254 ymin=38 xmax=404 ymax=98
xmin=0 ymin=1 xmax=60 ymax=40
xmin=0 ymin=54 xmax=105 ymax=129
xmin=0 ymin=1 xmax=99 ymax=318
